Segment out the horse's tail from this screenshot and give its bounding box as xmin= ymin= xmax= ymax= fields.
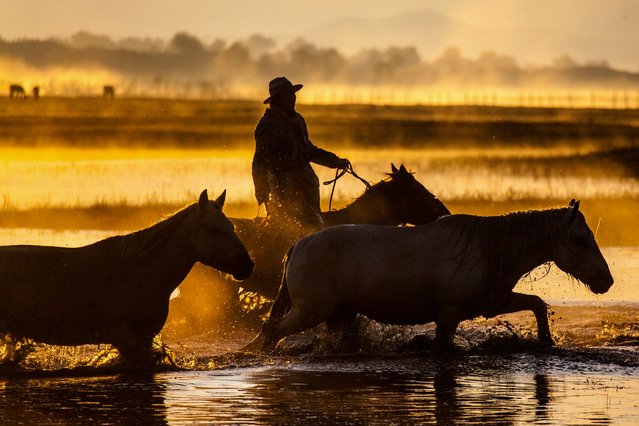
xmin=239 ymin=244 xmax=294 ymax=354
xmin=267 ymin=244 xmax=294 ymax=322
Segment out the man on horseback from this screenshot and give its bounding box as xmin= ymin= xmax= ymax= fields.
xmin=253 ymin=77 xmax=350 ymax=228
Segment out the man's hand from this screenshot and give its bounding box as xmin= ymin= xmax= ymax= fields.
xmin=336 ymin=157 xmax=350 ymax=169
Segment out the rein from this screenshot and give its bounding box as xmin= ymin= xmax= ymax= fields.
xmin=323 ymin=161 xmax=371 ymax=211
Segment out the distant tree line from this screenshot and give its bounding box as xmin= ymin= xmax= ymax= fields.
xmin=1 ymin=31 xmax=638 ymax=94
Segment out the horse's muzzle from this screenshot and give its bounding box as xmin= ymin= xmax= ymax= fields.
xmin=590 ymin=274 xmax=614 ymax=294
xmin=232 ymin=258 xmax=255 ymax=281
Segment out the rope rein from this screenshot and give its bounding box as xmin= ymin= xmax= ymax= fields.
xmin=323 ymin=161 xmax=371 ymax=211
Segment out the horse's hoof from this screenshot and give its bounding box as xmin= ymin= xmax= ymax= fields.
xmin=433 ymin=340 xmax=458 ymax=353
xmin=538 ymin=338 xmax=554 ymax=348
xmin=406 ymin=334 xmax=434 ymax=351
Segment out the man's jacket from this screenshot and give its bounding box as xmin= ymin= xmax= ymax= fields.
xmin=252 ymin=105 xmax=341 ymax=225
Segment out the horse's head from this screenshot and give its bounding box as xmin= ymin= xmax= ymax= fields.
xmin=382 ymin=163 xmax=450 ymax=225
xmin=553 ymin=200 xmax=613 ymax=294
xmin=188 ymin=190 xmax=254 ymax=280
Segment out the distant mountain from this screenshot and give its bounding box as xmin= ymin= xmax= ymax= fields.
xmin=305 ymin=9 xmax=639 ymax=69
xmin=307 ymin=10 xmax=466 ymax=56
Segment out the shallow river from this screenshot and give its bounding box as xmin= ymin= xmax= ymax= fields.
xmin=2 ymin=353 xmax=639 ymax=424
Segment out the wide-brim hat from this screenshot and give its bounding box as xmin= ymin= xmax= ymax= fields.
xmin=263 ymin=76 xmax=303 ymax=104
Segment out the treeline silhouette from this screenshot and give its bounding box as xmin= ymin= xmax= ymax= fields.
xmin=1 ymin=31 xmax=639 ymax=96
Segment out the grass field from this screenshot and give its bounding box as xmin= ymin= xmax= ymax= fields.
xmin=0 ymin=97 xmax=638 ymax=246
xmin=2 ymin=97 xmax=639 ymax=148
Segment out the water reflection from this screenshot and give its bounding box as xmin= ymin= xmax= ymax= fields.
xmin=158 ymin=358 xmax=566 ymax=425
xmin=0 ymin=355 xmax=635 ymax=424
xmin=434 ymin=369 xmax=460 ymax=424
xmin=535 ymin=374 xmax=551 ymax=423
xmin=0 ymin=373 xmax=167 ymax=425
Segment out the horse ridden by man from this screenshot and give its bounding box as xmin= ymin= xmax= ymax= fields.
xmin=228 ymin=164 xmax=450 ymax=301
xmin=226 ymin=77 xmax=450 ymax=302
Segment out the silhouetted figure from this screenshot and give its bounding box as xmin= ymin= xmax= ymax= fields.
xmin=32 ymin=86 xmax=40 ymax=100
xmin=103 ymin=85 xmax=115 ymax=99
xmin=253 ymin=77 xmax=349 ymax=227
xmin=9 ymin=84 xmax=26 ymax=99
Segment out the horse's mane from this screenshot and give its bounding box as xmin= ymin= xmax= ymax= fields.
xmin=92 ymin=202 xmax=196 ymax=265
xmin=446 ymin=208 xmax=565 ymax=238
xmin=441 ymin=208 xmax=568 ymax=281
xmin=335 ymin=176 xmax=393 ymax=211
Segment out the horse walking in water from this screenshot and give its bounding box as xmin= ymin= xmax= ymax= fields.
xmin=228 ymin=164 xmax=450 ymax=299
xmin=247 ymin=200 xmax=613 ymax=352
xmin=0 ymin=190 xmax=254 ymax=367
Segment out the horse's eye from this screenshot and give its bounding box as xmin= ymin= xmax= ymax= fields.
xmin=572 ymin=232 xmax=590 ymax=247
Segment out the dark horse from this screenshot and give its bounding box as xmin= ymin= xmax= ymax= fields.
xmin=9 ymin=85 xmax=26 ymax=99
xmin=229 ymin=164 xmax=450 ymax=299
xmin=247 ymin=200 xmax=614 ymax=352
xmin=0 ymin=190 xmax=254 ymax=366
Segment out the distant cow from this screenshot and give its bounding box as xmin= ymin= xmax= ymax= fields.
xmin=32 ymin=86 xmax=40 ymax=100
xmin=9 ymin=85 xmax=26 ymax=99
xmin=103 ymin=85 xmax=115 ymax=99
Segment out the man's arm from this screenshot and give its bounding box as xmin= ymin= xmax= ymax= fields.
xmin=309 ymin=145 xmax=349 ymax=169
xmin=297 ymin=115 xmax=349 ymax=169
xmin=252 ymin=123 xmax=279 ymax=205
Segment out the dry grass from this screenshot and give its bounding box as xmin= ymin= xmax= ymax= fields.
xmin=1 ymin=97 xmax=639 ymax=149
xmin=0 ymin=97 xmax=636 ymax=247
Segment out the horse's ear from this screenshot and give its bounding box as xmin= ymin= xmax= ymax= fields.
xmin=214 ymin=190 xmax=227 ymax=209
xmin=566 ymin=199 xmax=581 ymax=222
xmin=399 ymin=164 xmax=408 ymax=174
xmin=391 ymin=163 xmax=399 ymax=173
xmin=198 ymin=190 xmax=209 ymax=209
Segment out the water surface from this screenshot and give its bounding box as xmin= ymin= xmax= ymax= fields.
xmin=2 ymin=354 xmax=638 ymax=424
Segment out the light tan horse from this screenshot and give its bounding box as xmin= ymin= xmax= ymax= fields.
xmin=0 ymin=190 xmax=254 ymax=367
xmin=247 ymin=200 xmax=613 ymax=352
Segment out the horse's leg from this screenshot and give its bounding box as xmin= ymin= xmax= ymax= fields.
xmin=326 ymin=304 xmax=359 ymax=351
xmin=115 ymin=339 xmax=154 ymax=369
xmin=326 ymin=304 xmax=357 ymax=332
xmin=262 ymin=306 xmax=324 ymax=353
xmin=434 ymin=307 xmax=461 ymax=350
xmin=267 ymin=285 xmax=292 ymax=321
xmin=111 ymin=325 xmax=154 ymax=369
xmin=487 ymin=292 xmax=552 ymax=345
xmin=239 ymin=281 xmax=293 ymax=354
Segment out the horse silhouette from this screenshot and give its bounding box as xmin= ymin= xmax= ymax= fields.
xmin=228 ymin=164 xmax=450 ymax=299
xmin=247 ymin=200 xmax=613 ymax=352
xmin=103 ymin=85 xmax=115 ymax=99
xmin=9 ymin=85 xmax=26 ymax=99
xmin=0 ymin=190 xmax=254 ymax=367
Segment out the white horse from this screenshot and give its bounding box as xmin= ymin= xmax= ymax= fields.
xmin=247 ymin=200 xmax=613 ymax=352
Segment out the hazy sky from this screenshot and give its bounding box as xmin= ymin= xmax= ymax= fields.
xmin=2 ymin=0 xmax=638 ymax=66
